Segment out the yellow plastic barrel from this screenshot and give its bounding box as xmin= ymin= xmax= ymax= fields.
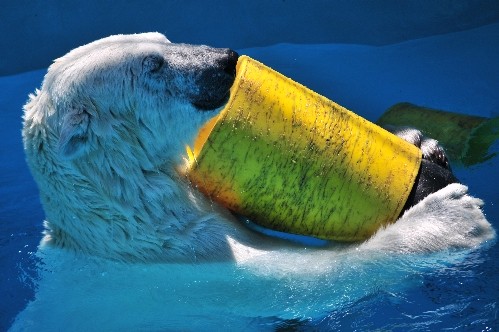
xmin=187 ymin=56 xmax=422 ymax=241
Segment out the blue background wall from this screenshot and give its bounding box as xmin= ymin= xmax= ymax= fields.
xmin=2 ymin=0 xmax=499 ymax=75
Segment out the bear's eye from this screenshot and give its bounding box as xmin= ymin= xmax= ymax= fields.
xmin=142 ymin=55 xmax=164 ymax=73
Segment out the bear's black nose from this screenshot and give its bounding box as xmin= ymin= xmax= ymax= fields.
xmin=223 ymin=50 xmax=239 ymax=77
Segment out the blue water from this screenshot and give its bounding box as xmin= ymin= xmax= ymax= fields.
xmin=1 ymin=19 xmax=499 ymax=332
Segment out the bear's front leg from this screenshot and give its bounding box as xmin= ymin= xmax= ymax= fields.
xmin=386 ymin=126 xmax=458 ymax=211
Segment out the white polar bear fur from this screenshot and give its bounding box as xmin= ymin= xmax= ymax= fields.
xmin=22 ymin=32 xmax=495 ymax=264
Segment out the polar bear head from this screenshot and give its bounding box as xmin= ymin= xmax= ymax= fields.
xmin=30 ymin=32 xmax=237 ymax=161
xmin=22 ymin=33 xmax=251 ymax=262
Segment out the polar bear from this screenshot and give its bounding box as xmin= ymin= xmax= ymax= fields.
xmin=22 ymin=32 xmax=494 ymax=264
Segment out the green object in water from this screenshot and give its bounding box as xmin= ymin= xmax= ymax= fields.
xmin=377 ymin=103 xmax=499 ymax=166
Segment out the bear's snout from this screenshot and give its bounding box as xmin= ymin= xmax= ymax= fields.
xmin=191 ymin=48 xmax=239 ymax=111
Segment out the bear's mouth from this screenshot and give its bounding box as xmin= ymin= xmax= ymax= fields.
xmin=192 ymin=92 xmax=231 ymax=111
xmin=191 ymin=71 xmax=236 ymax=111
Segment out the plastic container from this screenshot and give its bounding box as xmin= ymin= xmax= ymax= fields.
xmin=187 ymin=56 xmax=422 ymax=241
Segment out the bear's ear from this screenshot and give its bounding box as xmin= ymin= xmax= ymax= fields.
xmin=58 ymin=107 xmax=92 ymax=159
